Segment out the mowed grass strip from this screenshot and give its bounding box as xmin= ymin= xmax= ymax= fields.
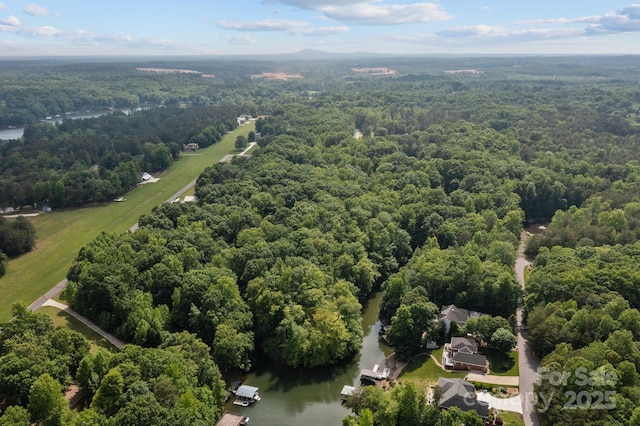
xmin=37 ymin=306 xmax=117 ymax=353
xmin=0 ymin=123 xmax=255 ymax=322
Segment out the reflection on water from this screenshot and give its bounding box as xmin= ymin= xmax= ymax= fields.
xmin=229 ymin=292 xmax=392 ymax=426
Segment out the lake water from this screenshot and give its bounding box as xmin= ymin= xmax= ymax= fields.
xmin=228 ymin=291 xmax=392 ymax=426
xmin=0 ymin=109 xmax=132 ymax=141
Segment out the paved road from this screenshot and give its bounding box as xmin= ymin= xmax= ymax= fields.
xmin=516 ymin=232 xmax=540 ymax=426
xmin=28 ymin=278 xmax=69 ymax=311
xmin=42 ymin=299 xmax=125 ymax=349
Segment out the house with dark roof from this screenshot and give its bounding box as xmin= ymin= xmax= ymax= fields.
xmin=438 ymin=304 xmax=483 ymax=334
xmin=446 ymin=337 xmax=487 ymax=373
xmin=437 ymin=377 xmax=489 ymax=419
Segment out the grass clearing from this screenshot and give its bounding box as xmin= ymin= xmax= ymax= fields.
xmin=484 ymin=348 xmax=519 ymax=376
xmin=496 ymin=411 xmax=525 ymax=425
xmin=398 ymin=353 xmax=467 ymax=391
xmin=37 ymin=306 xmax=117 ymax=352
xmin=0 ymin=123 xmax=255 ymax=322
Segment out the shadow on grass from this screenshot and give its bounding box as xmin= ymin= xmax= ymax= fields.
xmin=482 ymin=348 xmax=518 ymax=375
xmin=401 ymin=354 xmax=431 ymax=374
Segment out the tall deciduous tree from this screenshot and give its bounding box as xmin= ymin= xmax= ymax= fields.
xmin=28 ymin=373 xmax=68 ymax=426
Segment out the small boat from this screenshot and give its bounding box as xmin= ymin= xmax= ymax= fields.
xmin=233 ymin=400 xmax=250 ymax=407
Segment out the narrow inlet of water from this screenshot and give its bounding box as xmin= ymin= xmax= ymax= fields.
xmin=226 ymin=291 xmax=392 ymax=426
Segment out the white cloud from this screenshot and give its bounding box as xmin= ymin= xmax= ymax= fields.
xmin=437 ymin=25 xmax=508 ymax=39
xmin=216 ymin=18 xmax=348 ymax=37
xmin=321 ymin=2 xmax=451 ymax=25
xmin=297 ymin=26 xmax=348 ymax=36
xmin=224 ymin=34 xmax=257 ymax=45
xmin=587 ymin=4 xmax=640 ymax=33
xmin=21 ymin=25 xmax=62 ymax=37
xmin=520 ymin=4 xmax=640 ymax=34
xmin=267 ymin=0 xmax=363 ymax=9
xmin=217 ymin=19 xmax=307 ymax=32
xmin=435 ymin=24 xmax=584 ymax=44
xmin=0 ymin=20 xmax=184 ymax=52
xmin=269 ymin=1 xmax=451 ymax=25
xmin=24 ymin=3 xmax=60 ymax=17
xmin=1 ymin=15 xmax=20 ymax=26
xmin=0 ymin=2 xmax=7 ymax=10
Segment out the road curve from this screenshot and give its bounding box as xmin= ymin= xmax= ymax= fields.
xmin=42 ymin=299 xmax=125 ymax=349
xmin=516 ymin=232 xmax=540 ymax=426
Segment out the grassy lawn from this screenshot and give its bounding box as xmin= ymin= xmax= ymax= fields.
xmin=37 ymin=306 xmax=117 ymax=353
xmin=484 ymin=348 xmax=519 ymax=376
xmin=0 ymin=123 xmax=255 ymax=322
xmin=398 ymin=353 xmax=467 ymax=391
xmin=497 ymin=411 xmax=525 ymax=426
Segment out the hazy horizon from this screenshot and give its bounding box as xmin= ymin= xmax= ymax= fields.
xmin=1 ymin=1 xmax=639 ymax=57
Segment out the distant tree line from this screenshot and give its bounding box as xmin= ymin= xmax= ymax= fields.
xmin=0 ymin=216 xmax=36 ymax=276
xmin=0 ymin=106 xmax=239 ymax=210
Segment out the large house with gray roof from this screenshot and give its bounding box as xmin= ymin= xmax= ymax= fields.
xmin=437 ymin=377 xmax=489 ymax=419
xmin=438 ymin=304 xmax=484 ymax=334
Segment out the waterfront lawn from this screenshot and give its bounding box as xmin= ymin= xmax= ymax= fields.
xmin=484 ymin=348 xmax=519 ymax=376
xmin=0 ymin=123 xmax=255 ymax=322
xmin=399 ymin=353 xmax=466 ymax=391
xmin=37 ymin=306 xmax=117 ymax=353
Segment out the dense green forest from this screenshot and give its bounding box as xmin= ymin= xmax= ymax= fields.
xmin=2 ymin=55 xmax=640 ymax=425
xmin=0 ymin=216 xmax=36 ymax=276
xmin=0 ymin=304 xmax=227 ymax=425
xmin=0 ymin=106 xmax=241 ymax=209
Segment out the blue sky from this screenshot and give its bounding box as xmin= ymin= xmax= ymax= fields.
xmin=1 ymin=1 xmax=639 ymax=56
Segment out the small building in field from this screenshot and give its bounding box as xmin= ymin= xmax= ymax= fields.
xmin=183 ymin=142 xmax=199 ymax=151
xmin=237 ymin=114 xmax=253 ymax=125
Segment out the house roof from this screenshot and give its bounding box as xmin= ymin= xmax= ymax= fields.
xmin=236 ymin=385 xmax=259 ymax=399
xmin=438 ymin=304 xmax=483 ymax=325
xmin=437 ymin=378 xmax=489 ymax=418
xmin=451 ymin=352 xmax=487 ymax=368
xmin=450 ymin=336 xmax=478 ymax=353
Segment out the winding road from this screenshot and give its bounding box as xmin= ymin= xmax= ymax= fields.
xmin=516 ymin=232 xmax=540 ymax=426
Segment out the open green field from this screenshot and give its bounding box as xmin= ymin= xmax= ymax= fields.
xmin=37 ymin=306 xmax=116 ymax=353
xmin=398 ymin=353 xmax=467 ymax=391
xmin=0 ymin=123 xmax=256 ymax=322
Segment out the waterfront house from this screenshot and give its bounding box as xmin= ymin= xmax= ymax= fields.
xmin=437 ymin=377 xmax=489 ymax=419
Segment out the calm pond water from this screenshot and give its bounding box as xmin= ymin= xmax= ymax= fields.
xmin=228 ymin=291 xmax=392 ymax=426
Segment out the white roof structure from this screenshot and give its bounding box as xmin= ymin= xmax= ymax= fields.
xmin=236 ymin=385 xmax=259 ymax=399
